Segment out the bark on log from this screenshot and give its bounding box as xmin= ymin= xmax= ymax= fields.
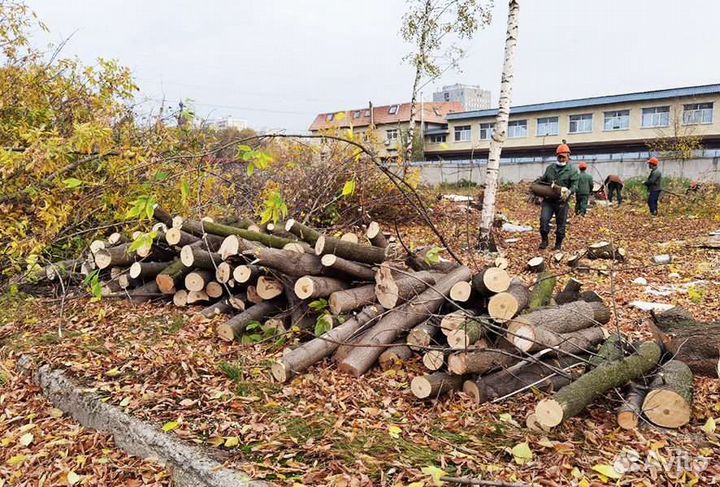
xmin=488 ymin=279 xmax=530 ymax=321
xmin=285 ymin=219 xmax=322 ymax=245
xmin=506 ymin=301 xmax=611 ymax=352
xmin=472 ymin=267 xmax=511 ymax=295
xmin=446 ymin=318 xmax=489 ymax=349
xmin=406 ymin=246 xmax=459 ymax=273
xmin=379 ymin=344 xmax=413 ymax=369
xmin=530 ymin=182 xmax=561 ymax=199
xmin=464 ymin=355 xmax=584 ymax=404
xmin=155 ymin=259 xmax=189 ymax=294
xmin=129 ymin=261 xmax=168 ymax=280
xmin=321 ymin=254 xmax=375 ymax=281
xmin=617 ymin=382 xmax=648 ymax=430
xmin=407 ymin=319 xmax=439 ymax=351
xmin=588 ymin=334 xmax=626 ymax=368
xmin=94 ymin=243 xmax=135 ymax=269
xmin=124 ymin=281 xmax=160 ymax=303
xmin=178 ymin=216 xmax=294 ymax=249
xmin=217 ymin=300 xmax=284 ymax=341
xmin=45 ymin=259 xmax=82 ymax=281
xmin=256 ymin=276 xmax=285 ymax=300
xmin=198 ymin=298 xmax=235 ymax=319
xmin=555 ymin=278 xmax=584 ymax=305
xmin=315 ymin=235 xmax=388 ymax=264
xmin=648 ymin=307 xmax=720 ymax=377
xmin=534 ymin=342 xmax=661 ymax=428
xmin=366 ymin=221 xmax=389 ymax=248
xmin=410 ymin=372 xmax=464 ymax=399
xmin=165 ymin=227 xmax=200 ymax=247
xmin=271 ymin=304 xmax=384 ymax=382
xmin=374 ymin=266 xmax=437 ymax=309
xmin=180 ymin=245 xmax=222 ymax=270
xmin=295 ymin=276 xmax=349 ymax=300
xmin=586 ymin=241 xmax=626 ymax=261
xmin=338 ymin=266 xmax=471 ymax=377
xmin=328 ymin=284 xmax=376 ymax=315
xmin=528 ymin=272 xmax=556 ymax=310
xmin=246 ymin=285 xmax=263 ymax=304
xmin=641 ymin=360 xmax=693 ymax=428
xmin=254 ymin=247 xmax=323 ymax=277
xmin=447 ymin=338 xmax=518 ymax=375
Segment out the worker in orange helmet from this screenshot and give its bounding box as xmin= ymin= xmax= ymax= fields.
xmin=575 ymin=162 xmax=593 ymax=216
xmin=536 ymin=143 xmax=579 ymax=250
xmin=643 ymin=157 xmax=662 ymax=215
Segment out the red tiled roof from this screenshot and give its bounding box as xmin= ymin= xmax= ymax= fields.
xmin=308 ymin=101 xmax=464 ymax=131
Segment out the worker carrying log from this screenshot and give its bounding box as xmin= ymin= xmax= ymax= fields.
xmin=535 ymin=143 xmax=579 ymax=250
xmin=575 ymin=162 xmax=593 ymax=216
xmin=603 ymin=174 xmax=624 ymax=205
xmin=644 ymin=157 xmax=662 ymax=216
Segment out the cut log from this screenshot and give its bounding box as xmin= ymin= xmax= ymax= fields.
xmin=233 ymin=264 xmax=262 ymax=284
xmin=617 ymin=382 xmax=648 ymax=430
xmin=410 ymin=372 xmax=464 ymax=399
xmin=173 ymin=289 xmax=188 ymax=307
xmin=215 ymin=262 xmax=233 ymax=283
xmin=228 ymin=293 xmax=246 ymax=311
xmin=588 ymin=334 xmax=627 ymax=368
xmin=340 ymin=232 xmax=359 ymax=243
xmin=374 ymin=266 xmax=437 ymax=309
xmin=217 ymin=300 xmax=283 ymax=341
xmin=464 ymin=355 xmax=583 ymax=404
xmin=256 ymin=276 xmax=285 ymax=300
xmin=165 ymin=227 xmax=200 ymax=247
xmin=494 ymin=256 xmax=509 ymax=270
xmin=447 ymin=338 xmax=518 ymax=375
xmin=246 ymin=285 xmax=263 ymax=304
xmin=123 ymin=281 xmax=160 ymax=303
xmin=339 ymin=265 xmax=471 ymax=377
xmin=295 ymin=276 xmax=349 ymax=300
xmin=651 ymin=254 xmax=672 ymax=265
xmin=366 ymin=221 xmax=389 ymax=248
xmin=321 ymin=254 xmax=375 ymax=281
xmin=580 ymin=290 xmax=603 ymax=303
xmin=155 ymin=259 xmax=189 ymax=294
xmin=648 ymin=307 xmax=720 ymax=377
xmin=446 ymin=318 xmax=489 ymax=349
xmin=555 ymin=278 xmax=584 ymax=305
xmin=185 ymin=270 xmax=214 ymax=292
xmin=528 ymin=272 xmax=556 ymax=310
xmin=271 ymin=304 xmax=384 ymax=382
xmin=186 ymin=290 xmax=210 ymax=304
xmin=89 ymin=239 xmax=106 ymax=254
xmin=118 ymin=274 xmax=141 ymax=290
xmin=263 ymin=317 xmax=287 ymax=335
xmin=422 ymin=350 xmax=446 ymax=371
xmin=177 ymin=216 xmax=294 ymax=249
xmin=94 ymin=243 xmax=135 ymax=269
xmin=379 ymin=344 xmax=413 ymax=369
xmin=107 ymin=232 xmax=126 ymax=245
xmin=587 ymin=241 xmax=614 ymax=259
xmin=205 ymin=281 xmax=224 ymax=299
xmin=449 ymin=281 xmax=473 ymax=302
xmin=513 ymin=324 xmax=609 ymax=354
xmin=527 ymin=256 xmax=545 ymax=273
xmin=506 ymin=301 xmax=611 ymax=352
xmin=254 ymin=247 xmax=323 ymax=277
xmin=199 ymin=298 xmax=235 ymax=319
xmin=129 ymin=261 xmax=168 ymax=280
xmin=488 ymin=279 xmax=530 ymax=321
xmin=180 ymin=245 xmax=222 ymax=270
xmin=530 ymin=182 xmax=561 ymax=199
xmin=472 ymin=267 xmax=511 ymax=295
xmin=101 ymin=279 xmax=123 ymax=296
xmin=534 ymin=342 xmax=661 ymax=428
xmin=406 ymin=246 xmax=458 ymax=273
xmin=328 ymin=284 xmax=376 ymax=315
xmin=218 ymin=234 xmax=262 ymax=259
xmin=283 ymin=242 xmax=312 ymax=253
xmin=407 ymin=319 xmax=439 ymax=351
xmin=440 ymin=310 xmax=477 ymax=336
xmin=553 ymin=252 xmax=564 ymax=263
xmin=285 ymin=219 xmax=321 ymax=245
xmin=265 ymin=222 xmax=296 ymax=240
xmin=641 ymin=360 xmax=693 ymax=429
xmin=315 ymin=235 xmax=388 ymax=264
xmin=45 ymin=259 xmax=82 ymax=281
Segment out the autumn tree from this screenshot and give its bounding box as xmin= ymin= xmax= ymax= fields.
xmin=400 ymin=0 xmax=493 ymax=163
xmin=645 ymin=106 xmax=703 ymax=162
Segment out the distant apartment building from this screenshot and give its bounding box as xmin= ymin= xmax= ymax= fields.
xmin=208 ymin=117 xmax=248 ymax=131
xmin=308 ymin=101 xmax=463 ymax=158
xmin=423 ymin=84 xmax=720 ymax=161
xmin=432 ymin=84 xmax=491 ymax=111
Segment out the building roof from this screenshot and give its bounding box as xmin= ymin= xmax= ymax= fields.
xmin=309 ymin=101 xmax=463 ymax=131
xmin=447 ymin=83 xmax=720 ymax=120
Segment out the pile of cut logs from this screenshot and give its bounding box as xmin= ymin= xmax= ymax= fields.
xmin=43 ymin=206 xmax=718 ymax=430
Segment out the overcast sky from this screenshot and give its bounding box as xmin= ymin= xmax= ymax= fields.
xmin=29 ymin=0 xmax=720 ymax=132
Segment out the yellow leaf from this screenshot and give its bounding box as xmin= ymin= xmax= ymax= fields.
xmin=7 ymin=454 xmax=27 ymax=466
xmin=536 ymin=437 xmax=554 ymax=448
xmin=105 ymin=367 xmax=121 ymax=377
xmin=406 ymin=483 xmax=426 ymax=487
xmin=388 ymin=425 xmax=402 ymax=439
xmin=499 ymin=413 xmax=519 ymax=427
xmin=119 ymin=397 xmax=131 ymax=408
xmin=224 ymin=436 xmax=239 ymax=448
xmin=511 ymin=441 xmax=533 ymax=465
xmin=703 ymin=417 xmax=716 ymax=434
xmin=570 ymin=467 xmax=582 ymax=479
xmin=421 ymin=465 xmax=447 ymax=486
xmin=592 ymin=464 xmax=623 ymax=480
xmin=67 ymin=470 xmax=81 ymax=485
xmin=162 ymin=421 xmax=179 ymax=432
xmin=19 ymin=432 xmax=33 ymax=446
xmin=578 ymin=478 xmax=590 ymax=487
xmin=76 ymin=455 xmax=87 ymax=467
xmin=1 ymin=437 xmax=12 ymax=447
xmin=208 ymin=436 xmax=224 ymax=447
xmin=48 ymin=408 xmax=64 ymax=418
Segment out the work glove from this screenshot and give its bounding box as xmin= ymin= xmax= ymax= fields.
xmin=560 ymin=187 xmax=571 ymax=201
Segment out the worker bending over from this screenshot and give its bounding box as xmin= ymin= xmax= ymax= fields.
xmin=537 ymin=144 xmax=579 ymax=250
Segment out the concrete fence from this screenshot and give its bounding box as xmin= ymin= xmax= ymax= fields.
xmin=416 ymin=156 xmax=720 ymax=186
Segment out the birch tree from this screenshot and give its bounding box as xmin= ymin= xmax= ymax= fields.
xmin=401 ymin=0 xmax=493 ymax=164
xmin=479 ymin=0 xmax=519 ymax=248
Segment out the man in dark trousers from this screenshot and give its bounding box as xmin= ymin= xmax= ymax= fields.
xmin=537 ymin=143 xmax=579 ymax=250
xmin=644 ymin=157 xmax=662 ymax=215
xmin=575 ymin=162 xmax=593 ymax=216
xmin=604 ymin=174 xmax=624 ymax=205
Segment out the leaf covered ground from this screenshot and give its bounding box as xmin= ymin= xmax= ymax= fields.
xmin=1 ymin=185 xmax=719 ymax=487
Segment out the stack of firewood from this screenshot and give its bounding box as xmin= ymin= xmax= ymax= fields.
xmin=42 ymin=206 xmax=715 ymax=431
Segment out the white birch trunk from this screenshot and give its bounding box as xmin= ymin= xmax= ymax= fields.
xmin=479 ymin=0 xmax=520 ymax=244
xmin=405 ymin=0 xmax=432 ymax=164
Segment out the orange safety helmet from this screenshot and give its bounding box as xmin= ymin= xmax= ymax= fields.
xmin=648 ymin=157 xmax=659 ymax=166
xmin=578 ymin=162 xmax=588 ymax=170
xmin=556 ymin=144 xmax=571 ymax=155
